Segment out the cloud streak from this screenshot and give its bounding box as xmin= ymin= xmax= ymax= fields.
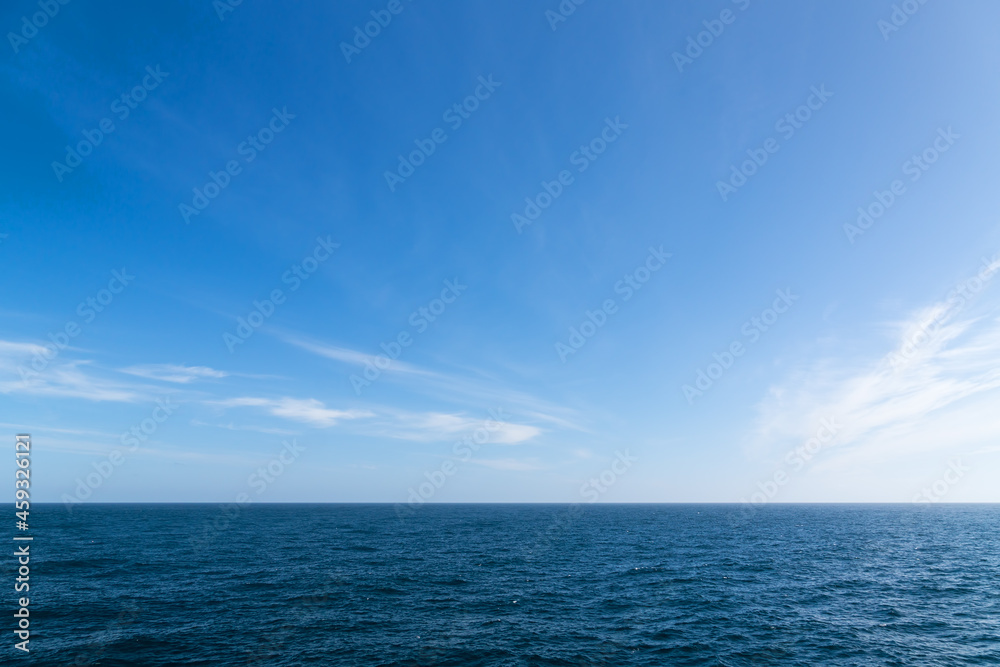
xmin=210 ymin=396 xmax=373 ymax=428
xmin=361 ymin=409 xmax=542 ymax=444
xmin=120 ymin=364 xmax=230 ymax=383
xmin=279 ymin=332 xmax=586 ymax=432
xmin=751 ymin=294 xmax=1000 ymax=475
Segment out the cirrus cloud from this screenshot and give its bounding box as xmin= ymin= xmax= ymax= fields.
xmin=211 ymin=396 xmax=373 ymax=428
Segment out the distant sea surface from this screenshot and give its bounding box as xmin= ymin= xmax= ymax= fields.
xmin=25 ymin=504 xmax=1000 ymax=666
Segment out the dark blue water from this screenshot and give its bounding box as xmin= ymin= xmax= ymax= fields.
xmin=15 ymin=504 xmax=1000 ymax=665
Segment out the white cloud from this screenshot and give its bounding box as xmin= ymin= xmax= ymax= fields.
xmin=0 ymin=361 xmax=144 ymax=403
xmin=364 ymin=410 xmax=541 ymax=444
xmin=121 ymin=364 xmax=230 ymax=383
xmin=282 ymin=336 xmax=430 ymax=375
xmin=751 ymin=300 xmax=1000 ymax=474
xmin=0 ymin=422 xmax=116 ymax=437
xmin=279 ymin=332 xmax=585 ymax=432
xmin=0 ymin=339 xmax=151 ymax=402
xmin=212 ymin=396 xmax=372 ymax=428
xmin=0 ymin=340 xmax=49 ymax=358
xmin=188 ymin=419 xmax=298 ymax=436
xmin=493 ymin=423 xmax=543 ymax=444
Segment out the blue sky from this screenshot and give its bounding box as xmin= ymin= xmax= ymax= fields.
xmin=3 ymin=0 xmax=1000 ymax=504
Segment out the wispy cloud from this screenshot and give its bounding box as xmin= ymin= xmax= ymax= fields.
xmin=0 ymin=340 xmax=49 ymax=359
xmin=188 ymin=419 xmax=299 ymax=436
xmin=210 ymin=396 xmax=373 ymax=428
xmin=750 ymin=295 xmax=1000 ymax=472
xmin=0 ymin=422 xmax=117 ymax=438
xmin=120 ymin=364 xmax=230 ymax=383
xmin=279 ymin=332 xmax=585 ymax=432
xmin=282 ymin=336 xmax=431 ymax=376
xmin=1 ymin=363 xmax=145 ymax=403
xmin=0 ymin=339 xmax=153 ymax=402
xmin=363 ymin=410 xmax=542 ymax=444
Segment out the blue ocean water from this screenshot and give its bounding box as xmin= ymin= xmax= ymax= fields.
xmin=19 ymin=504 xmax=1000 ymax=665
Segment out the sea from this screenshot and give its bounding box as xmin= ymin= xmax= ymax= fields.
xmin=19 ymin=503 xmax=1000 ymax=665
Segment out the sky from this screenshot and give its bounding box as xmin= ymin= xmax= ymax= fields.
xmin=2 ymin=0 xmax=1000 ymax=505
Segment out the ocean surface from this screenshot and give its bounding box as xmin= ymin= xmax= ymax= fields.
xmin=19 ymin=504 xmax=1000 ymax=665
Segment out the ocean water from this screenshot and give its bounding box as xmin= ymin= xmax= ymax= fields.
xmin=21 ymin=504 xmax=1000 ymax=666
